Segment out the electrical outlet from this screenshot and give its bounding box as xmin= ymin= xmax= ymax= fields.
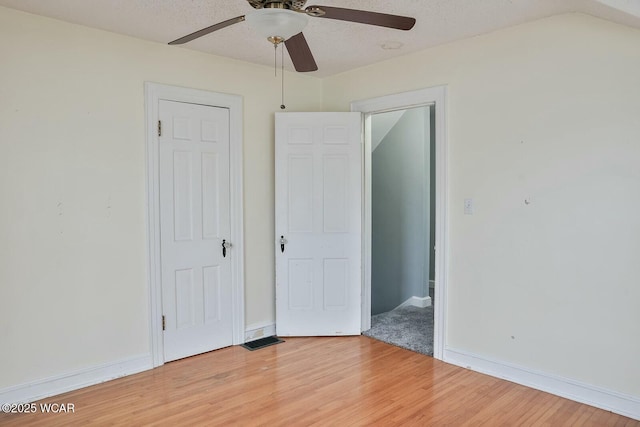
xmin=464 ymin=198 xmax=473 ymax=215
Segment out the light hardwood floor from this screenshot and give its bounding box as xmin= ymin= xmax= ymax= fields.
xmin=1 ymin=336 xmax=637 ymax=426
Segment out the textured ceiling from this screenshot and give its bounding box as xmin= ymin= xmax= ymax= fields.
xmin=1 ymin=0 xmax=639 ymax=77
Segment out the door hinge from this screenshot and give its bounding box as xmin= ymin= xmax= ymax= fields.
xmin=158 ymin=120 xmax=162 ymax=137
xmin=162 ymin=315 xmax=166 ymax=331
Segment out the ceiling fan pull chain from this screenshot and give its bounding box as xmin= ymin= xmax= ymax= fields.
xmin=281 ymin=43 xmax=286 ymax=109
xmin=274 ymin=43 xmax=277 ymax=77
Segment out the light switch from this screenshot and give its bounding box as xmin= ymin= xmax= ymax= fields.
xmin=464 ymin=198 xmax=473 ymax=215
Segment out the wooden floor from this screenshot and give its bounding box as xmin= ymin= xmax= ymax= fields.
xmin=1 ymin=336 xmax=637 ymax=426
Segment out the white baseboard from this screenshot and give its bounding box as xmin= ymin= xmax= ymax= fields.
xmin=245 ymin=322 xmax=276 ymax=343
xmin=395 ymin=295 xmax=432 ymax=310
xmin=444 ymin=347 xmax=640 ymax=421
xmin=0 ymin=354 xmax=153 ymax=405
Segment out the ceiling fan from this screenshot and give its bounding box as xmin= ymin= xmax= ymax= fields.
xmin=168 ymin=0 xmax=416 ymax=72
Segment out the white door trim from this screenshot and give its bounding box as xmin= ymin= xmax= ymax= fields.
xmin=145 ymin=82 xmax=245 ymax=367
xmin=351 ymin=86 xmax=448 ymax=360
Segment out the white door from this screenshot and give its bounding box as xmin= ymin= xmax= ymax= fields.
xmin=159 ymin=100 xmax=233 ymax=362
xmin=275 ymin=112 xmax=362 ymax=336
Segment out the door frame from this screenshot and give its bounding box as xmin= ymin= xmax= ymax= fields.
xmin=144 ymin=82 xmax=245 ymax=367
xmin=351 ymin=86 xmax=448 ymax=360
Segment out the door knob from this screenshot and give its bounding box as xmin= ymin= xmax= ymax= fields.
xmin=222 ymin=239 xmax=232 ymax=258
xmin=279 ymin=236 xmax=287 ymax=253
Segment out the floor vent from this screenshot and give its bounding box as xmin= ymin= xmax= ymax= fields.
xmin=241 ymin=336 xmax=284 ymax=351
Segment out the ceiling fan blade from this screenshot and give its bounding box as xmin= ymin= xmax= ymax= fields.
xmin=308 ymin=6 xmax=415 ymax=30
xmin=168 ymin=16 xmax=246 ymax=45
xmin=285 ymin=32 xmax=318 ymax=72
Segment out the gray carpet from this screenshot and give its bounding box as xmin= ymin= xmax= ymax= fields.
xmin=363 ymin=305 xmax=434 ymax=356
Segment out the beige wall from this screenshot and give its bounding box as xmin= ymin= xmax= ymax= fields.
xmin=0 ymin=6 xmax=321 ymax=388
xmin=324 ymin=13 xmax=640 ymax=397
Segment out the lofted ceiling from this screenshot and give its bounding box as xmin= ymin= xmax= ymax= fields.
xmin=1 ymin=0 xmax=639 ymax=77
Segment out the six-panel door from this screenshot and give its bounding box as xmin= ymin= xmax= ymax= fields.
xmin=275 ymin=112 xmax=362 ymax=336
xmin=159 ymin=100 xmax=233 ymax=362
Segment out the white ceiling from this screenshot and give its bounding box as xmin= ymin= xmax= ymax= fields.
xmin=1 ymin=0 xmax=639 ymax=77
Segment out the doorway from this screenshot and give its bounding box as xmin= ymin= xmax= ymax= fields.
xmin=352 ymin=86 xmax=448 ymax=360
xmin=364 ymin=105 xmax=435 ymax=355
xmin=145 ymin=83 xmax=245 ymax=367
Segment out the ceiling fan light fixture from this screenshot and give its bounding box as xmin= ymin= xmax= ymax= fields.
xmin=246 ymin=8 xmax=309 ymax=43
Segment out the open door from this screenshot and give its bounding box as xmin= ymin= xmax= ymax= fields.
xmin=275 ymin=112 xmax=362 ymax=336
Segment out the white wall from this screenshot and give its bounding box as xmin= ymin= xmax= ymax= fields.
xmin=0 ymin=6 xmax=321 ymax=390
xmin=324 ymin=13 xmax=640 ymax=398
